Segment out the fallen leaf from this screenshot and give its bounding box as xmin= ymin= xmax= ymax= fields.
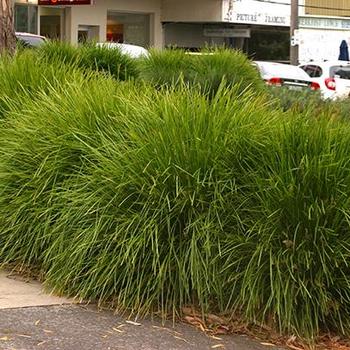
xmin=199 ymin=323 xmax=206 ymax=332
xmin=35 ymin=320 xmax=41 ymax=326
xmin=285 ymin=345 xmax=304 ymax=350
xmin=37 ymin=341 xmax=48 ymax=346
xmin=211 ymin=345 xmax=225 ymax=349
xmin=16 ymin=334 xmax=31 ymax=338
xmin=112 ymin=327 xmax=125 ymax=334
xmin=114 ymin=324 xmax=126 ymax=329
xmin=207 ymin=314 xmax=225 ymax=325
xmin=0 ymin=336 xmax=9 ymax=341
xmin=215 ymin=326 xmax=230 ymax=335
xmin=173 ymin=335 xmax=190 ymax=344
xmin=152 ymin=326 xmax=183 ymax=336
xmin=182 ymin=307 xmax=193 ymax=315
xmin=125 ymin=320 xmax=141 ymax=326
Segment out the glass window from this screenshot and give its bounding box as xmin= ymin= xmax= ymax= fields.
xmin=107 ymin=12 xmax=150 ymax=48
xmin=300 ymin=65 xmax=323 ymax=78
xmin=330 ymin=66 xmax=350 ymax=80
xmin=14 ymin=4 xmax=38 ymax=34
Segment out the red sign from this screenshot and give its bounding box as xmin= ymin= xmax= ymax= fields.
xmin=38 ymin=0 xmax=92 ymax=5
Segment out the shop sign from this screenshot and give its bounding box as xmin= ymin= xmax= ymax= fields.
xmin=299 ymin=16 xmax=350 ymax=30
xmin=222 ymin=0 xmax=290 ymax=27
xmin=203 ymin=27 xmax=251 ymax=38
xmin=38 ymin=0 xmax=92 ymax=5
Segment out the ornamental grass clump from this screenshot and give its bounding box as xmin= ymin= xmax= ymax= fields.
xmin=138 ymin=48 xmax=196 ymax=87
xmin=38 ymin=41 xmax=139 ymax=80
xmin=1 ymin=67 xmax=350 ymax=341
xmin=0 ymin=50 xmax=85 ymax=118
xmin=139 ymin=48 xmax=265 ymax=95
xmin=193 ymin=48 xmax=265 ymax=96
xmin=219 ymin=113 xmax=350 ymax=340
xmin=79 ymin=44 xmax=139 ymax=80
xmin=0 ymin=76 xmax=138 ymax=266
xmin=0 ymin=80 xmax=277 ymax=315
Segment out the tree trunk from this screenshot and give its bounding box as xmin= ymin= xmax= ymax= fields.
xmin=0 ymin=0 xmax=16 ymax=54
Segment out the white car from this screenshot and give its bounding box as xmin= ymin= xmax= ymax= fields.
xmin=15 ymin=32 xmax=47 ymax=48
xmin=299 ymin=61 xmax=350 ymax=100
xmin=97 ymin=42 xmax=149 ymax=58
xmin=254 ymin=61 xmax=320 ymax=92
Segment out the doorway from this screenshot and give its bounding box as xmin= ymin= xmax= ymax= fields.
xmin=40 ymin=7 xmax=64 ymax=40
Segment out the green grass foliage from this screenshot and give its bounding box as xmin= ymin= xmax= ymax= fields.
xmin=0 ymin=50 xmax=86 ymax=117
xmin=38 ymin=41 xmax=139 ymax=80
xmin=0 ymin=50 xmax=350 ymax=342
xmin=139 ymin=48 xmax=265 ymax=95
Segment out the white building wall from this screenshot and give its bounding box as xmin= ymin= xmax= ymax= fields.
xmin=161 ymin=0 xmax=223 ymax=22
xmin=299 ymin=28 xmax=350 ymax=63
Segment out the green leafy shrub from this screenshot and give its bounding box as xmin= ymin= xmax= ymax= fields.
xmin=269 ymin=86 xmax=350 ymax=123
xmin=332 ymin=98 xmax=350 ymax=121
xmin=268 ymin=86 xmax=327 ymax=113
xmin=139 ymin=48 xmax=265 ymax=95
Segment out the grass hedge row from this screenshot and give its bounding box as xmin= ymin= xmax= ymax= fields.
xmin=0 ymin=45 xmax=350 ymax=342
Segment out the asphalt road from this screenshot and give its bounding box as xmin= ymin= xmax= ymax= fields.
xmin=0 ymin=305 xmax=285 ymax=350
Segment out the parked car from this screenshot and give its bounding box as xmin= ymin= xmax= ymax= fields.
xmin=15 ymin=32 xmax=47 ymax=48
xmin=97 ymin=42 xmax=149 ymax=58
xmin=299 ymin=61 xmax=350 ymax=100
xmin=254 ymin=61 xmax=320 ymax=92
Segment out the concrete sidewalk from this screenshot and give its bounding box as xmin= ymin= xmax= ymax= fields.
xmin=0 ymin=271 xmax=285 ymax=350
xmin=0 ymin=271 xmax=72 ymax=309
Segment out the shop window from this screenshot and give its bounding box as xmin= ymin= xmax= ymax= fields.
xmin=14 ymin=4 xmax=38 ymax=34
xmin=78 ymin=25 xmax=99 ymax=44
xmin=107 ymin=12 xmax=150 ymax=47
xmin=248 ymin=29 xmax=290 ymax=62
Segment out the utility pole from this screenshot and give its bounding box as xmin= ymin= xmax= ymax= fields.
xmin=290 ymin=0 xmax=299 ymax=65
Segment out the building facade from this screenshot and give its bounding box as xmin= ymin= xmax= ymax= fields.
xmin=12 ymin=0 xmax=350 ymax=62
xmin=161 ymin=0 xmax=350 ymax=62
xmin=13 ymin=0 xmax=162 ymax=47
xmin=299 ymin=0 xmax=350 ymax=62
xmin=161 ymin=0 xmax=291 ymax=60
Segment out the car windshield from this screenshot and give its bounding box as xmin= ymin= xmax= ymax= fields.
xmin=330 ymin=65 xmax=350 ymax=80
xmin=17 ymin=35 xmax=45 ymax=48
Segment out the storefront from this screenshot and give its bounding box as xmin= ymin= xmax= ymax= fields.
xmin=13 ymin=0 xmax=162 ymax=47
xmin=162 ymin=0 xmax=291 ymax=60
